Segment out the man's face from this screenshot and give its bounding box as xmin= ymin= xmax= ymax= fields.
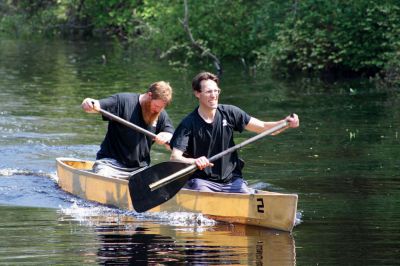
xmin=195 ymin=79 xmax=220 ymax=110
xmin=149 ymin=99 xmax=166 ymax=114
xmin=142 ymin=97 xmax=166 ymax=125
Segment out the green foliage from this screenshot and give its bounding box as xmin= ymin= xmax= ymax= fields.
xmin=10 ymin=0 xmax=57 ymax=16
xmin=260 ymin=1 xmax=400 ymax=75
xmin=60 ymin=0 xmax=147 ymax=38
xmin=0 ymin=0 xmax=62 ymax=38
xmin=1 ymin=0 xmax=400 ymax=80
xmin=135 ymin=0 xmax=291 ymax=60
xmin=130 ymin=0 xmax=295 ymax=71
xmin=372 ymin=50 xmax=400 ymax=90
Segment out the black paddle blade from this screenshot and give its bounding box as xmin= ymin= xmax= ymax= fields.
xmin=128 ymin=161 xmax=194 ymax=213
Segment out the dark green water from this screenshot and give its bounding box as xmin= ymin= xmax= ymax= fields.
xmin=0 ymin=39 xmax=399 ymax=265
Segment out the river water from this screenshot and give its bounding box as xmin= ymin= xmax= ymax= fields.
xmin=0 ymin=39 xmax=399 ymax=265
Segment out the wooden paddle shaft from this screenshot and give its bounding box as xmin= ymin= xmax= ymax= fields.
xmin=97 ymin=108 xmax=157 ymax=139
xmin=208 ymin=121 xmax=289 ymax=162
xmin=149 ymin=120 xmax=289 ymax=191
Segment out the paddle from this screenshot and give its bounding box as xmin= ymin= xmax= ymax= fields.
xmin=129 ymin=120 xmax=290 ymax=213
xmin=96 ymin=106 xmax=157 ymax=139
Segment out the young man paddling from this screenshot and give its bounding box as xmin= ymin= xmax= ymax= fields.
xmin=169 ymin=72 xmax=299 ymax=193
xmin=82 ymin=81 xmax=174 ymax=178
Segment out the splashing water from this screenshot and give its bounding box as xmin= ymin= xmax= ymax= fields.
xmin=295 ymin=210 xmax=303 ymax=226
xmin=0 ymin=167 xmax=53 ymax=178
xmin=137 ymin=211 xmax=216 ymax=227
xmin=59 ymin=200 xmax=216 ymax=228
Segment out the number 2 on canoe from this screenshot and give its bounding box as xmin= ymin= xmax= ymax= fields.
xmin=257 ymin=198 xmax=265 ymax=213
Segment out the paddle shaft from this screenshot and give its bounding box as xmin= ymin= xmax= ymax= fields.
xmin=149 ymin=120 xmax=289 ymax=191
xmin=97 ymin=107 xmax=157 ymax=139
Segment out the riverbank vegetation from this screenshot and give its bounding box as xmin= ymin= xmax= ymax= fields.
xmin=1 ymin=0 xmax=399 ymax=84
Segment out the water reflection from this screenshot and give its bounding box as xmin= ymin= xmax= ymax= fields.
xmin=97 ymin=227 xmax=180 ymax=264
xmin=94 ymin=222 xmax=295 ymax=265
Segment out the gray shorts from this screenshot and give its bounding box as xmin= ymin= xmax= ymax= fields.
xmin=92 ymin=158 xmax=147 ymax=179
xmin=185 ymin=177 xmax=255 ymax=194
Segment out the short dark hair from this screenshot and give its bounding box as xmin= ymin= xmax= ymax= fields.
xmin=192 ymin=72 xmax=219 ymax=92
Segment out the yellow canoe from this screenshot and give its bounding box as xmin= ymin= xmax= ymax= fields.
xmin=56 ymin=157 xmax=298 ymax=232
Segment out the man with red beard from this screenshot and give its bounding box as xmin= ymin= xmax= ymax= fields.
xmin=81 ymin=81 xmax=174 ymax=178
xmin=170 ymin=72 xmax=299 ymax=193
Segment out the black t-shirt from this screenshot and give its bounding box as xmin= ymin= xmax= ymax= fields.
xmin=97 ymin=93 xmax=174 ymax=168
xmin=170 ymin=104 xmax=251 ymax=183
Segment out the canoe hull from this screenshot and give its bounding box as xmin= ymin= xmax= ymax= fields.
xmin=56 ymin=158 xmax=298 ymax=231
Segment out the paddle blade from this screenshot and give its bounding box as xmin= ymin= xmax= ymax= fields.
xmin=129 ymin=161 xmax=194 ymax=213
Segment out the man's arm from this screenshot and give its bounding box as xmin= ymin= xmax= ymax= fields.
xmin=155 ymin=113 xmax=174 ymax=149
xmin=170 ymin=148 xmax=213 ymax=170
xmin=245 ymin=113 xmax=299 ymax=134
